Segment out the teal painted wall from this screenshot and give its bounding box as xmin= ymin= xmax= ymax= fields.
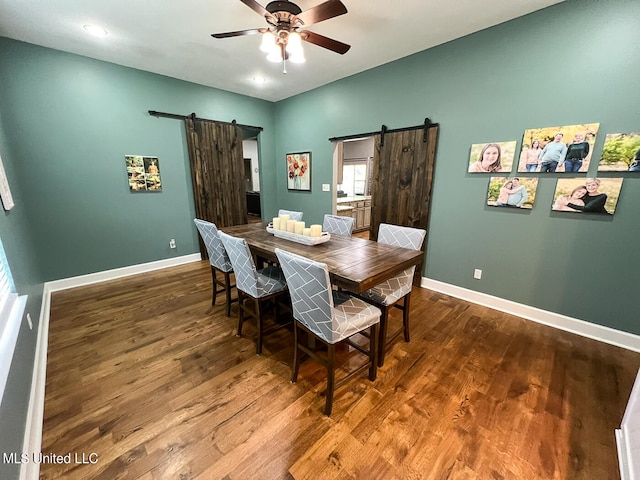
xmin=274 ymin=0 xmax=640 ymax=334
xmin=0 ymin=108 xmax=44 ymax=480
xmin=0 ymin=38 xmax=276 ymax=281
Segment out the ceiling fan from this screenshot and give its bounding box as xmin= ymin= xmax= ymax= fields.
xmin=211 ymin=0 xmax=351 ymax=66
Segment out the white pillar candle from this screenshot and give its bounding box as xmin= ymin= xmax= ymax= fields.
xmin=272 ymin=217 xmax=281 ymax=230
xmin=303 ymin=228 xmax=311 ymax=236
xmin=294 ymin=221 xmax=305 ymax=235
xmin=310 ymin=224 xmax=322 ymax=237
xmin=286 ymin=219 xmax=296 ymax=233
xmin=279 ymin=214 xmax=290 ymax=225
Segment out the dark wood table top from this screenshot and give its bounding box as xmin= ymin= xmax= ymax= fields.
xmin=221 ymin=222 xmax=424 ymax=293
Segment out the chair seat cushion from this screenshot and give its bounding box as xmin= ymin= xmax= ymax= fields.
xmin=329 ymin=290 xmax=381 ymax=343
xmin=361 ymin=268 xmax=414 ymax=306
xmin=255 ymin=266 xmax=288 ymax=297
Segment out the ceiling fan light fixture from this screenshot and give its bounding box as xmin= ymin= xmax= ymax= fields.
xmin=260 ymin=31 xmax=276 ymax=53
xmin=286 ymin=32 xmax=303 ymax=54
xmin=266 ymin=45 xmax=283 ymax=63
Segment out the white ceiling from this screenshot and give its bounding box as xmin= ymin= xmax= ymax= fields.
xmin=0 ymin=0 xmax=564 ymax=102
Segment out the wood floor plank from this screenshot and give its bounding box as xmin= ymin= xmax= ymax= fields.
xmin=40 ymin=260 xmax=640 ymax=479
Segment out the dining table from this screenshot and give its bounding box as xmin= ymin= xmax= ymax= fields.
xmin=220 ymin=222 xmax=424 ymax=293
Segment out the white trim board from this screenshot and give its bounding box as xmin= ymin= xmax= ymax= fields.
xmin=421 ymin=277 xmax=640 ymax=353
xmin=46 ymin=253 xmax=201 ymax=292
xmin=20 ymin=253 xmax=201 ymax=480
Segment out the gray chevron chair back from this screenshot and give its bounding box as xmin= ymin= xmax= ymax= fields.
xmin=278 ymin=209 xmax=303 ymax=221
xmin=322 ymin=214 xmax=355 ymax=236
xmin=377 ymin=223 xmax=426 ymax=251
xmin=363 ymin=224 xmax=426 ymax=305
xmin=219 ymin=231 xmax=287 ymax=298
xmin=193 ymin=219 xmax=233 ymax=273
xmin=275 ymin=248 xmax=381 ymax=344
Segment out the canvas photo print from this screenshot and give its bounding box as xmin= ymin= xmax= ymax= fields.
xmin=468 ymin=141 xmax=516 ymax=173
xmin=551 ymin=177 xmax=623 ymax=215
xmin=517 ymin=123 xmax=600 ymax=173
xmin=598 ymin=132 xmax=640 ymax=172
xmin=486 ymin=176 xmax=538 ymax=210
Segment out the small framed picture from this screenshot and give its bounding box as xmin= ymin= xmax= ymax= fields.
xmin=598 ymin=132 xmax=640 ymax=172
xmin=551 ymin=177 xmax=623 ymax=215
xmin=126 ymin=155 xmax=162 ymax=192
xmin=286 ymin=152 xmax=311 ymax=191
xmin=486 ymin=176 xmax=538 ymax=210
xmin=468 ymin=141 xmax=517 ymax=173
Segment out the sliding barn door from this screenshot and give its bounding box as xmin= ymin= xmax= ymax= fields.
xmin=369 ymin=125 xmax=438 ymax=241
xmin=184 ymin=118 xmax=247 ymax=229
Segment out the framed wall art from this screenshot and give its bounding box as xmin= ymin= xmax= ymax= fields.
xmin=286 ymin=152 xmax=311 ymax=191
xmin=468 ymin=141 xmax=516 ymax=173
xmin=551 ymin=177 xmax=623 ymax=215
xmin=517 ymin=123 xmax=600 ymax=173
xmin=126 ymin=155 xmax=162 ymax=192
xmin=486 ymin=176 xmax=538 ymax=210
xmin=598 ymin=132 xmax=640 ymax=172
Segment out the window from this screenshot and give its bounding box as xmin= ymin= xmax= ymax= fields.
xmin=0 ymin=236 xmax=26 ymax=408
xmin=340 ymin=161 xmax=368 ymax=197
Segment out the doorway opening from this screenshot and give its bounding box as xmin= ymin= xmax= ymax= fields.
xmin=333 ymin=137 xmax=374 ymax=236
xmin=243 ymin=135 xmax=261 ymax=221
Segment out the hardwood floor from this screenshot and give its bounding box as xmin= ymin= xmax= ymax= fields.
xmin=41 ymin=260 xmax=640 ymax=479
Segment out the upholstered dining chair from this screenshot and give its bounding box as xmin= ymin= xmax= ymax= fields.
xmin=278 ymin=209 xmax=303 ymax=221
xmin=218 ymin=231 xmax=291 ymax=354
xmin=275 ymin=248 xmax=381 ymax=416
xmin=193 ymin=218 xmax=237 ymax=317
xmin=322 ymin=214 xmax=355 ymax=237
xmin=360 ymin=223 xmax=426 ymax=367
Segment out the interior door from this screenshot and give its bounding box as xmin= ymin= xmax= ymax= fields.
xmin=184 ymin=118 xmax=247 ymax=231
xmin=369 ymin=125 xmax=438 ymax=241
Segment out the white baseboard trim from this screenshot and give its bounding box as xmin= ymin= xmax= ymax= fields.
xmin=420 ymin=277 xmax=640 ymax=353
xmin=46 ymin=253 xmax=201 ymax=292
xmin=20 ymin=253 xmax=202 ymax=480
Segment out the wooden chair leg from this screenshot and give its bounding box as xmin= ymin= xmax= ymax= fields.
xmin=378 ymin=306 xmax=390 ymax=367
xmin=224 ymin=271 xmax=232 ymax=317
xmin=255 ymin=298 xmax=263 ymax=354
xmin=210 ymin=266 xmax=218 ymax=306
xmin=324 ymin=344 xmax=336 ymax=416
xmin=291 ymin=323 xmax=300 ymax=383
xmin=403 ymin=293 xmax=411 ymax=342
xmin=369 ymin=323 xmax=378 ymax=381
xmin=236 ymin=291 xmax=245 ymax=336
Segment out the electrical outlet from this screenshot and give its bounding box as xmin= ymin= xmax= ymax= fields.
xmin=322 ymin=184 xmax=330 ymax=192
xmin=169 ymin=239 xmax=176 ymax=249
xmin=474 ymin=269 xmax=482 ymax=280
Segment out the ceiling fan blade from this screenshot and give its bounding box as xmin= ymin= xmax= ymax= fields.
xmin=211 ymin=28 xmax=266 ymax=38
xmin=239 ymin=0 xmax=270 ymax=17
xmin=294 ymin=0 xmax=347 ymax=26
xmin=301 ymin=30 xmax=351 ymax=54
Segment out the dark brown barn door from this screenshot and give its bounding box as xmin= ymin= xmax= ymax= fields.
xmin=369 ymin=125 xmax=438 ymax=241
xmin=184 ymin=118 xmax=247 ymax=229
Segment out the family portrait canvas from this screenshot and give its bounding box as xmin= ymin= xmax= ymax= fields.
xmin=597 ymin=132 xmax=640 ymax=172
xmin=468 ymin=141 xmax=517 ymax=173
xmin=486 ymin=177 xmax=538 ymax=210
xmin=517 ymin=123 xmax=600 ymax=173
xmin=551 ymin=177 xmax=623 ymax=215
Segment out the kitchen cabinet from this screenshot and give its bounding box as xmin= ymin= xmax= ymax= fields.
xmin=337 ymin=196 xmax=371 ymax=232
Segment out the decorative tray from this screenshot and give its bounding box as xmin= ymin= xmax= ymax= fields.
xmin=266 ymin=225 xmax=331 ymax=246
